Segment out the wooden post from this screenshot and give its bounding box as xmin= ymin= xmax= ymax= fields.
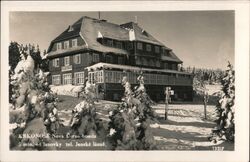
xmin=204 ymin=91 xmax=209 ymax=120
xmin=165 ymin=99 xmax=168 ymax=120
xmin=165 ymin=87 xmax=170 ymax=120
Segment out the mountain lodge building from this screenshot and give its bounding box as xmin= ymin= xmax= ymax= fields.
xmin=46 ymin=16 xmax=193 ymax=101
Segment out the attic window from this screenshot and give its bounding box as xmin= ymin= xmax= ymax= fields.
xmin=68 ymin=25 xmax=74 ymax=32
xmin=107 ymin=40 xmax=113 ymax=47
xmin=142 ymin=30 xmax=148 ymax=37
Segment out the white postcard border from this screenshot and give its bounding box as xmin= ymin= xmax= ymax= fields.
xmin=1 ymin=1 xmax=249 ymax=162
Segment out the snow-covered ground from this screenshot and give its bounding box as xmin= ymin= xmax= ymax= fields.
xmin=56 ymin=95 xmax=233 ymax=150
xmin=151 ymin=104 xmax=225 ymax=150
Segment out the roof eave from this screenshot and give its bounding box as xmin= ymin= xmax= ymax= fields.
xmin=47 ymin=47 xmax=89 ymax=59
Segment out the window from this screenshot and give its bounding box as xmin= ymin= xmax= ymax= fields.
xmin=143 ymin=74 xmax=149 ymax=84
xmin=72 ymin=39 xmax=77 ymax=47
xmin=142 ymin=30 xmax=149 ymax=37
xmin=172 ymin=64 xmax=177 ymax=70
xmin=115 ymin=41 xmax=123 ymax=49
xmin=150 ymin=74 xmax=157 ymax=84
xmin=52 ymin=58 xmax=59 ymax=67
xmin=142 ymin=58 xmax=148 ymax=66
xmin=127 ymin=72 xmax=136 ymax=84
xmin=156 ymin=60 xmax=161 ymax=67
xmin=149 ymin=59 xmax=155 ymax=66
xmin=57 ymin=43 xmax=62 ymax=50
xmin=95 ymin=71 xmax=104 ymax=83
xmin=88 ymin=72 xmax=94 ymax=84
xmin=93 ymin=53 xmax=100 ymax=63
xmin=68 ymin=25 xmax=74 ymax=32
xmin=106 ymin=55 xmax=113 ymax=63
xmin=146 ymin=44 xmax=151 ymax=52
xmin=64 ymin=41 xmax=69 ymax=49
xmin=113 ymin=72 xmax=119 ymax=83
xmin=157 ymin=75 xmax=163 ymax=85
xmin=63 ymin=73 xmax=72 ymax=85
xmin=135 ymin=57 xmax=142 ymax=65
xmin=118 ymin=56 xmax=124 ymax=64
xmin=137 ymin=42 xmax=143 ymax=50
xmin=127 ymin=42 xmax=133 ymax=50
xmin=164 ymin=62 xmax=168 ymax=69
xmin=74 ymin=72 xmax=84 ymax=85
xmin=74 ymin=54 xmax=81 ymax=64
xmin=52 ymin=75 xmax=61 ymax=85
xmin=64 ymin=56 xmax=70 ymax=66
xmin=155 ymin=46 xmax=160 ymax=53
xmin=107 ymin=39 xmax=113 ymax=47
xmin=162 ymin=47 xmax=166 ymax=55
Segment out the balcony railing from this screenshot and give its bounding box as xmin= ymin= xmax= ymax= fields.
xmin=88 ymin=70 xmax=193 ymax=86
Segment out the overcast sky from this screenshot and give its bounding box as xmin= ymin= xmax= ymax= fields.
xmin=9 ymin=11 xmax=234 ymax=69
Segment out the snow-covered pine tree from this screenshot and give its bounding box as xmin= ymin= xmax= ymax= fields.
xmin=209 ymin=62 xmax=235 ymax=143
xmin=9 ymin=45 xmax=60 ymax=150
xmin=108 ymin=74 xmax=156 ymax=150
xmin=134 ymin=74 xmax=156 ymax=118
xmin=69 ymin=80 xmax=104 ymax=136
xmin=133 ymin=74 xmax=156 ymax=149
xmin=107 ymin=76 xmax=138 ymax=150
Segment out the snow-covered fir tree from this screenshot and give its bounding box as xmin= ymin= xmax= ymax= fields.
xmin=69 ymin=80 xmax=104 ymax=136
xmin=209 ymin=62 xmax=235 ymax=143
xmin=108 ymin=74 xmax=156 ymax=150
xmin=134 ymin=74 xmax=156 ymax=119
xmin=9 ymin=44 xmax=60 ymax=150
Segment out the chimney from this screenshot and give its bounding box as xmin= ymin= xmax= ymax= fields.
xmin=135 ymin=16 xmax=138 ymax=24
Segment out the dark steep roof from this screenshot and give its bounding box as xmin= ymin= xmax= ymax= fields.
xmin=120 ymin=22 xmax=165 ymax=46
xmin=53 ymin=17 xmax=83 ymax=42
xmin=47 ymin=16 xmax=182 ymax=63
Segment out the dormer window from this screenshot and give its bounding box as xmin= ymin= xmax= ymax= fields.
xmin=115 ymin=41 xmax=123 ymax=49
xmin=68 ymin=25 xmax=74 ymax=32
xmin=142 ymin=30 xmax=149 ymax=37
xmin=107 ymin=40 xmax=113 ymax=47
xmin=64 ymin=41 xmax=69 ymax=49
xmin=57 ymin=43 xmax=62 ymax=50
xmin=72 ymin=39 xmax=77 ymax=47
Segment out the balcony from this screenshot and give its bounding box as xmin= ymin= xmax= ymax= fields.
xmin=88 ymin=70 xmax=193 ymax=86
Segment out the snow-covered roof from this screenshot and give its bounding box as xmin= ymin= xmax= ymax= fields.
xmin=47 ymin=16 xmax=183 ymax=63
xmin=86 ymin=63 xmax=192 ymax=75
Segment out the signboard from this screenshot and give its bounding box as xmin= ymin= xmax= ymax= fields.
xmin=61 ymin=65 xmax=72 ymax=72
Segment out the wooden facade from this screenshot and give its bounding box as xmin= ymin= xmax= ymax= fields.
xmin=47 ymin=16 xmax=193 ymax=101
